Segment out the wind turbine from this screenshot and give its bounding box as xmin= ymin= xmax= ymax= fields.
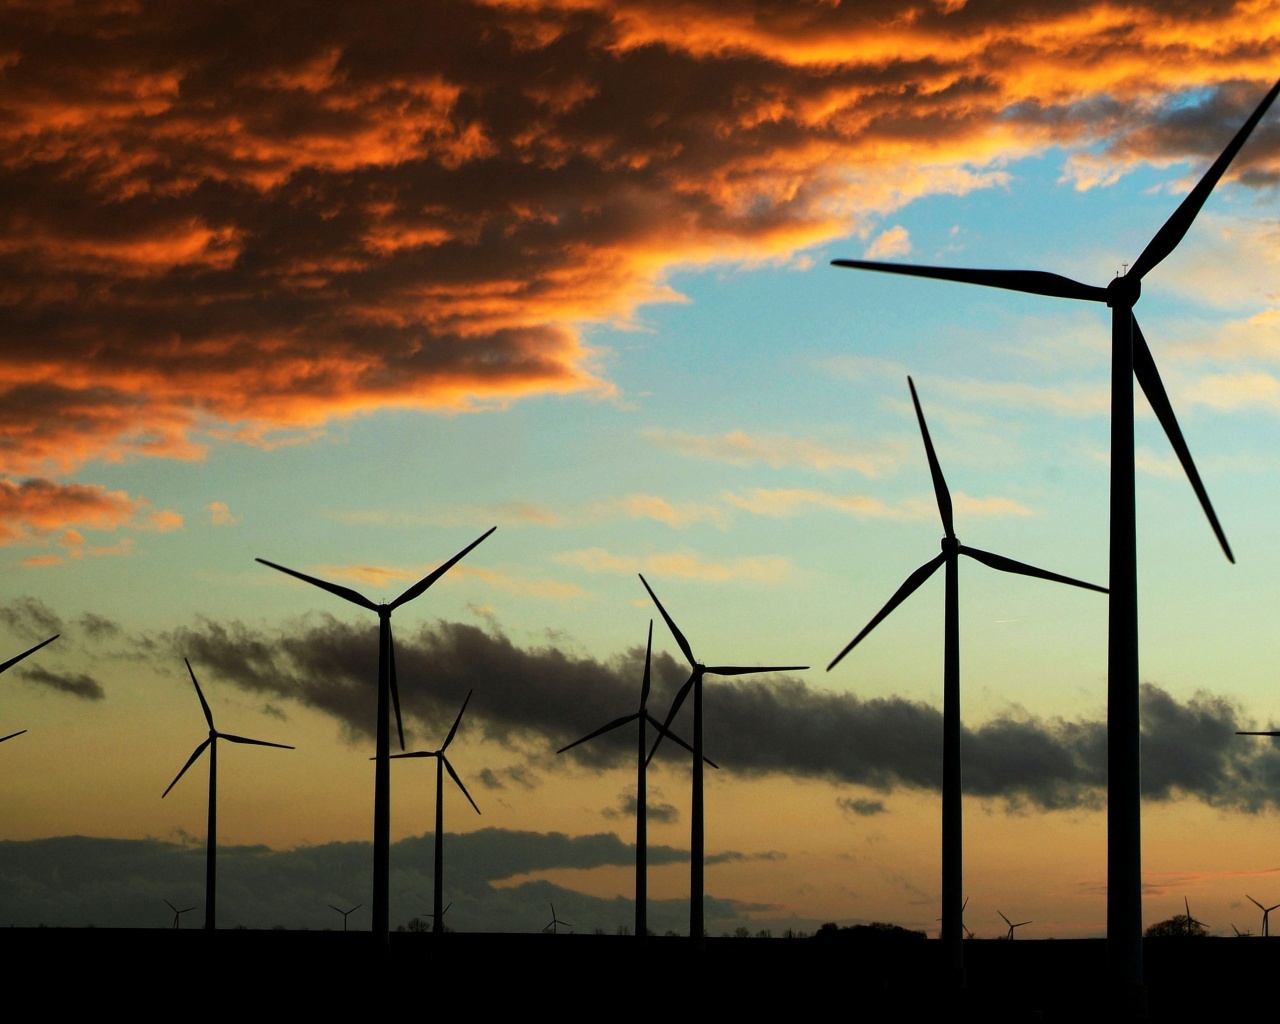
xmin=1184 ymin=896 xmax=1208 ymax=936
xmin=557 ymin=621 xmax=717 ymax=941
xmin=641 ymin=574 xmax=806 ymax=945
xmin=1246 ymin=895 xmax=1279 ymax=937
xmin=999 ymin=911 xmax=1030 ymax=940
xmin=390 ymin=690 xmax=480 ymax=936
xmin=329 ymin=903 xmax=362 ymax=932
xmin=256 ymin=525 xmax=494 ymax=943
xmin=543 ymin=903 xmax=571 ymax=934
xmin=833 ymin=76 xmax=1280 ymax=992
xmin=162 ymin=658 xmax=293 ymax=930
xmin=828 ymin=377 xmax=1105 ymax=983
xmin=0 ymin=634 xmax=59 ymax=740
xmin=164 ymin=899 xmax=196 ymax=929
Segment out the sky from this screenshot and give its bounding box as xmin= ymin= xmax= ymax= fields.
xmin=4 ymin=0 xmax=1280 ymax=938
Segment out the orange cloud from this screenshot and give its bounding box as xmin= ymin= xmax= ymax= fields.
xmin=0 ymin=477 xmax=181 ymax=551
xmin=0 ymin=1 xmax=1277 ymax=483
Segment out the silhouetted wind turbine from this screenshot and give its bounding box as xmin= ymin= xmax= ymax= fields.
xmin=1184 ymin=896 xmax=1208 ymax=935
xmin=0 ymin=634 xmax=59 ymax=740
xmin=162 ymin=658 xmax=293 ymax=930
xmin=329 ymin=903 xmax=362 ymax=932
xmin=256 ymin=526 xmax=494 ymax=943
xmin=833 ymin=77 xmax=1280 ymax=992
xmin=543 ymin=903 xmax=571 ymax=934
xmin=828 ymin=378 xmax=1105 ymax=983
xmin=164 ymin=899 xmax=196 ymax=929
xmin=641 ymin=574 xmax=806 ymax=945
xmin=557 ymin=621 xmax=716 ymax=941
xmin=1246 ymin=895 xmax=1279 ymax=937
xmin=391 ymin=690 xmax=480 ymax=936
xmin=999 ymin=911 xmax=1030 ymax=940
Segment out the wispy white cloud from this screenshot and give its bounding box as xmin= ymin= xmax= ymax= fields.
xmin=643 ymin=428 xmax=903 ymax=475
xmin=864 ymin=225 xmax=912 ymax=260
xmin=554 ymin=547 xmax=792 ymax=583
xmin=724 ymin=487 xmax=1031 ymax=520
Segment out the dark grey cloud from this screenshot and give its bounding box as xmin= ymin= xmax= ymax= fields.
xmin=839 ymin=798 xmax=888 ymax=817
xmin=0 ymin=829 xmax=778 ymax=935
xmin=160 ymin=614 xmax=1280 ymax=815
xmin=0 ymin=596 xmax=63 ymax=642
xmin=15 ymin=665 xmax=105 ymax=701
xmin=603 ymin=792 xmax=679 ymax=824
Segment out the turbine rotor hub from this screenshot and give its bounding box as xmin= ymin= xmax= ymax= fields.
xmin=941 ymin=536 xmax=960 ymax=555
xmin=1106 ymin=273 xmax=1141 ymax=309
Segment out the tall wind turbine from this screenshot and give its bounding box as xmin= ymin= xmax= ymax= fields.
xmin=391 ymin=690 xmax=480 ymax=935
xmin=0 ymin=634 xmax=59 ymax=740
xmin=641 ymin=575 xmax=806 ymax=944
xmin=832 ymin=77 xmax=1280 ymax=992
xmin=162 ymin=658 xmax=293 ymax=930
xmin=828 ymin=377 xmax=1105 ymax=984
xmin=557 ymin=621 xmax=716 ymax=941
xmin=256 ymin=525 xmax=494 ymax=943
xmin=1246 ymin=895 xmax=1280 ymax=937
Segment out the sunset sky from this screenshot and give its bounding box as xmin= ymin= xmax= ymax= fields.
xmin=4 ymin=0 xmax=1280 ymax=937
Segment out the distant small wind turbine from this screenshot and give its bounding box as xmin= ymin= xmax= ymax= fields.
xmin=256 ymin=526 xmax=494 ymax=942
xmin=999 ymin=911 xmax=1030 ymax=940
xmin=641 ymin=575 xmax=806 ymax=946
xmin=557 ymin=620 xmax=716 ymax=941
xmin=329 ymin=903 xmax=362 ymax=932
xmin=829 ymin=377 xmax=1104 ymax=982
xmin=1246 ymin=895 xmax=1280 ymax=937
xmin=543 ymin=903 xmax=571 ymax=934
xmin=162 ymin=658 xmax=293 ymax=930
xmin=164 ymin=899 xmax=196 ymax=929
xmin=1184 ymin=896 xmax=1208 ymax=935
xmin=0 ymin=634 xmax=59 ymax=740
xmin=391 ymin=690 xmax=480 ymax=935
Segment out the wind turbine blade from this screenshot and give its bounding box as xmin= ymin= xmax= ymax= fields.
xmin=1248 ymin=895 xmax=1265 ymax=911
xmin=255 ymin=559 xmax=377 ymax=611
xmin=328 ymin=904 xmax=342 ymax=913
xmin=1129 ymin=77 xmax=1280 ymax=281
xmin=960 ymin=546 xmax=1107 ymax=593
xmin=645 ymin=712 xmax=719 ymax=768
xmin=908 ymin=376 xmax=954 ymax=538
xmin=165 ymin=900 xmax=178 ymax=913
xmin=831 ymin=259 xmax=1107 ymax=303
xmin=1236 ymin=730 xmax=1280 ymax=736
xmin=0 ymin=729 xmax=26 ymax=743
xmin=1132 ymin=318 xmax=1234 ymax=562
xmin=388 ymin=751 xmax=437 ymax=759
xmin=999 ymin=911 xmax=1012 ymax=927
xmin=640 ymin=620 xmax=653 ymax=708
xmin=388 ymin=624 xmax=405 ymax=751
xmin=556 ymin=713 xmax=641 ymax=754
xmin=0 ymin=634 xmax=58 ymax=675
xmin=441 ymin=690 xmax=473 ymax=752
xmin=162 ymin=738 xmax=211 ymax=798
xmin=389 ymin=527 xmax=497 ymax=610
xmin=219 ymin=733 xmax=294 ymax=749
xmin=638 ymin=575 xmax=695 ymax=668
xmin=443 ymin=756 xmax=481 ymax=814
xmin=647 ymin=674 xmax=696 ymax=764
xmin=705 ymin=664 xmax=807 ymax=676
xmin=184 ymin=659 xmax=215 ymax=730
xmin=827 ymin=553 xmax=946 ymax=671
